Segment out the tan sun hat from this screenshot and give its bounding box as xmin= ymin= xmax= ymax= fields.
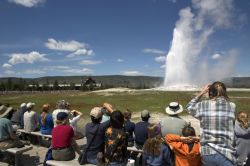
xmin=165 ymin=102 xmax=183 ymax=115
xmin=0 ymin=105 xmax=14 ymax=118
xmin=90 ymin=107 xmax=103 ymax=119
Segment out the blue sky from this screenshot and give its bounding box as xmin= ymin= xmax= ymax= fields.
xmin=0 ymin=0 xmax=249 ymax=78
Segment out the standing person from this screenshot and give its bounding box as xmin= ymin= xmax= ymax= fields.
xmin=24 ymin=102 xmax=39 ymax=132
xmin=123 ymin=109 xmax=135 ymax=147
xmin=105 ymin=110 xmax=128 ymax=166
xmin=52 ymin=112 xmax=81 ymax=161
xmin=160 ymin=102 xmax=187 ymax=136
xmin=143 ymin=123 xmax=172 ymax=166
xmin=85 ymin=107 xmax=110 ymax=165
xmin=134 ymin=110 xmax=150 ymax=149
xmin=39 ymin=104 xmax=54 ymax=135
xmin=234 ymin=111 xmax=250 ymax=166
xmin=165 ymin=124 xmax=201 ymax=166
xmin=186 ymin=82 xmax=236 ymax=166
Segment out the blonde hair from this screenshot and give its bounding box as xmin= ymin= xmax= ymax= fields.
xmin=143 ymin=124 xmax=162 ymax=156
xmin=237 ymin=111 xmax=249 ymax=129
xmin=41 ymin=104 xmax=50 ymax=125
xmin=209 ymin=81 xmax=229 ymax=100
xmin=123 ymin=109 xmax=132 ymax=120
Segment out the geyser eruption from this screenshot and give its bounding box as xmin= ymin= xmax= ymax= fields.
xmin=163 ymin=0 xmax=237 ymax=89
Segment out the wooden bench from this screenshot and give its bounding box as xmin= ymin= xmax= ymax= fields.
xmin=5 ymin=145 xmax=33 ymax=166
xmin=17 ymin=129 xmax=52 ymax=146
xmin=46 ymin=158 xmax=96 ymax=166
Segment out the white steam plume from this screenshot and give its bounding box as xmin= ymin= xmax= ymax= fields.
xmin=164 ymin=0 xmax=236 ymax=87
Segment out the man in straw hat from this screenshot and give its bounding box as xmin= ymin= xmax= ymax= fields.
xmin=160 ymin=102 xmax=187 ymax=137
xmin=0 ymin=105 xmax=25 ymax=150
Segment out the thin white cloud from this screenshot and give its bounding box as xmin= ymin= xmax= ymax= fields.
xmin=160 ymin=65 xmax=166 ymax=69
xmin=4 ymin=70 xmax=15 ymax=75
xmin=142 ymin=48 xmax=165 ymax=54
xmin=8 ymin=51 xmax=48 ymax=65
xmin=121 ymin=71 xmax=144 ymax=76
xmin=117 ymin=59 xmax=124 ymax=62
xmin=45 ymin=38 xmax=86 ymax=52
xmin=80 ymin=60 xmax=102 ymax=65
xmin=63 ymin=68 xmax=94 ymax=74
xmin=2 ymin=63 xmax=12 ymax=68
xmin=67 ymin=49 xmax=94 ymax=58
xmin=155 ymin=56 xmax=166 ymax=63
xmin=211 ymin=53 xmax=221 ymax=60
xmin=23 ymin=69 xmax=45 ymax=74
xmin=8 ymin=0 xmax=46 ymax=7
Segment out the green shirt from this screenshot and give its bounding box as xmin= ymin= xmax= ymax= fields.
xmin=0 ymin=118 xmax=13 ymax=141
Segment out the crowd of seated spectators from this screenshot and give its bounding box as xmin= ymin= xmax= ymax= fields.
xmin=1 ymin=81 xmax=250 ymax=166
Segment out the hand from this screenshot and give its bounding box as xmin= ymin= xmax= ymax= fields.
xmin=198 ymin=84 xmax=210 ymax=97
xmin=103 ymin=102 xmax=114 ymax=113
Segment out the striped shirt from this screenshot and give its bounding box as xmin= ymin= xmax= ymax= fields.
xmin=186 ymin=96 xmax=236 ymax=164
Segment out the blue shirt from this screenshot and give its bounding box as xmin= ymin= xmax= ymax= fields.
xmin=124 ymin=120 xmax=135 ymax=143
xmin=134 ymin=121 xmax=149 ymax=145
xmin=39 ymin=113 xmax=54 ymax=135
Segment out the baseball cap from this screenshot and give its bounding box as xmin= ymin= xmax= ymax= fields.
xmin=90 ymin=107 xmax=103 ymax=119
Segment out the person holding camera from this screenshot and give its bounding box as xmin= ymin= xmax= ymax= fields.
xmin=186 ymin=81 xmax=236 ymax=166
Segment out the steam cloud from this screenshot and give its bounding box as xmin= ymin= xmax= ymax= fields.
xmin=164 ymin=0 xmax=238 ymax=87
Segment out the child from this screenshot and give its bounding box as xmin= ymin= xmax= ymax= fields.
xmin=123 ymin=109 xmax=135 ymax=147
xmin=235 ymin=111 xmax=250 ymax=166
xmin=143 ymin=123 xmax=172 ymax=166
xmin=165 ymin=124 xmax=201 ymax=166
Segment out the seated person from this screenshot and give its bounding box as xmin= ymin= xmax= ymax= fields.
xmin=52 ymin=100 xmax=70 ymax=127
xmin=105 ymin=110 xmax=128 ymax=166
xmin=52 ymin=112 xmax=81 ymax=161
xmin=101 ymin=102 xmax=114 ymax=123
xmin=0 ymin=105 xmax=25 ymax=150
xmin=85 ymin=107 xmax=110 ymax=164
xmin=123 ymin=109 xmax=135 ymax=147
xmin=39 ymin=104 xmax=54 ymax=135
xmin=134 ymin=110 xmax=150 ymax=149
xmin=143 ymin=123 xmax=172 ymax=166
xmin=11 ymin=103 xmax=27 ymax=130
xmin=165 ymin=124 xmax=201 ymax=166
xmin=24 ymin=102 xmax=39 ymax=132
xmin=161 ymin=102 xmax=187 ymax=136
xmin=69 ymin=109 xmax=83 ymax=139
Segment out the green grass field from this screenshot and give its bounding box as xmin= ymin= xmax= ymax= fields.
xmin=1 ymin=90 xmax=250 ymax=115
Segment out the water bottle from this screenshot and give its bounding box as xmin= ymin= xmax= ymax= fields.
xmin=35 ymin=151 xmax=40 ymax=165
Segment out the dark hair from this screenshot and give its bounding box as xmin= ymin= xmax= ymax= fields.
xmin=209 ymin=81 xmax=229 ymax=100
xmin=91 ymin=116 xmax=102 ymax=124
xmin=123 ymin=109 xmax=132 ymax=120
xmin=110 ymin=110 xmax=124 ymax=129
xmin=182 ymin=123 xmax=196 ymax=137
xmin=142 ymin=117 xmax=150 ymax=122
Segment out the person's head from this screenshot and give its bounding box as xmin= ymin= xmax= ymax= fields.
xmin=182 ymin=123 xmax=196 ymax=137
xmin=0 ymin=105 xmax=15 ymax=120
xmin=143 ymin=123 xmax=162 ymax=156
xmin=165 ymin=102 xmax=183 ymax=116
xmin=141 ymin=109 xmax=150 ymax=122
xmin=237 ymin=111 xmax=249 ymax=129
xmin=110 ymin=110 xmax=124 ymax=129
xmin=90 ymin=107 xmax=103 ymax=124
xmin=20 ymin=103 xmax=26 ymax=108
xmin=26 ymin=102 xmax=35 ymax=111
xmin=123 ymin=109 xmax=132 ymax=120
xmin=56 ymin=112 xmax=69 ymax=125
xmin=42 ymin=104 xmax=50 ymax=113
xmin=209 ymin=81 xmax=229 ymax=100
xmin=65 ymin=102 xmax=70 ymax=110
xmin=57 ymin=100 xmax=67 ymax=109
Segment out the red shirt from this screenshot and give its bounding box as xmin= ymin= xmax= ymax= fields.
xmin=52 ymin=124 xmax=74 ymax=148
